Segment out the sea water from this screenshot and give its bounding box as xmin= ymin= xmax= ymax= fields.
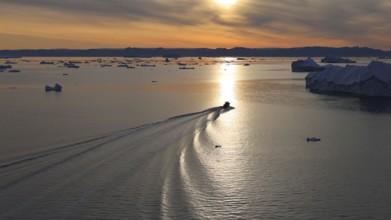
xmin=1 ymin=57 xmax=391 ymax=219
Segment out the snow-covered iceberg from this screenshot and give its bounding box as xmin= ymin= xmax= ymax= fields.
xmin=321 ymin=56 xmax=356 ymax=63
xmin=291 ymin=57 xmax=324 ymax=72
xmin=305 ymin=61 xmax=391 ymax=97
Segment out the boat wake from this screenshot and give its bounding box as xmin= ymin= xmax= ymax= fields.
xmin=0 ymin=106 xmax=234 ymax=219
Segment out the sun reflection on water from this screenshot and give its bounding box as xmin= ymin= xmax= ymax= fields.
xmin=219 ymin=61 xmax=237 ymax=104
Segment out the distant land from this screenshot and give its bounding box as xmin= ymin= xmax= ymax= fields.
xmin=1 ymin=46 xmax=391 ymax=58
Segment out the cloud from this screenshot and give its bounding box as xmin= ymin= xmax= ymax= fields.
xmin=2 ymin=0 xmax=391 ymax=32
xmin=0 ymin=0 xmax=214 ymax=25
xmin=236 ymin=0 xmax=391 ymax=46
xmin=1 ymin=0 xmax=391 ymax=49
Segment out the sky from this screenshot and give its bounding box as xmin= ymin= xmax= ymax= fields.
xmin=1 ymin=0 xmax=391 ymax=50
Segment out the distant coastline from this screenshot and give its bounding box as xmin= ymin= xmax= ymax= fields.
xmin=1 ymin=46 xmax=390 ymax=58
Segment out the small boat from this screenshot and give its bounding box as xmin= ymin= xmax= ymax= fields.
xmin=222 ymin=101 xmax=230 ymax=109
xmin=307 ymin=137 xmax=321 ymax=142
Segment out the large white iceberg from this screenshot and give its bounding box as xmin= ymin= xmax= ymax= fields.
xmin=305 ymin=61 xmax=391 ymax=97
xmin=321 ymin=56 xmax=356 ymax=63
xmin=291 ymin=57 xmax=325 ymax=72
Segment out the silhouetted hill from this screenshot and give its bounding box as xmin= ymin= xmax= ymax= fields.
xmin=1 ymin=46 xmax=390 ymax=58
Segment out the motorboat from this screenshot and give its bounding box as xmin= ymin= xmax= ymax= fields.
xmin=307 ymin=137 xmax=321 ymax=142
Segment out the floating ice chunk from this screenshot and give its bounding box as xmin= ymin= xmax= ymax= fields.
xmin=64 ymin=63 xmax=80 ymax=68
xmin=117 ymin=64 xmax=128 ymax=68
xmin=40 ymin=61 xmax=54 ymax=64
xmin=140 ymin=64 xmax=156 ymax=67
xmin=291 ymin=57 xmax=325 ymax=72
xmin=0 ymin=65 xmax=12 ymax=69
xmin=321 ymin=56 xmax=356 ymax=63
xmin=45 ymin=83 xmax=62 ymax=92
xmin=5 ymin=60 xmax=17 ymax=64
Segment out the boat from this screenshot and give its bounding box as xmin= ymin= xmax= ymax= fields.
xmin=307 ymin=137 xmax=321 ymax=142
xmin=223 ymin=101 xmax=230 ymax=109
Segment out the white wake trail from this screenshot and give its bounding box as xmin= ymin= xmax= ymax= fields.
xmin=0 ymin=106 xmax=233 ymax=219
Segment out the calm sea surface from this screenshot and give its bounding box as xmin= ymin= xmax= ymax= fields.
xmin=1 ymin=57 xmax=391 ymax=219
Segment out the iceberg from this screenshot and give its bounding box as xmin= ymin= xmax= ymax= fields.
xmin=321 ymin=56 xmax=356 ymax=63
xmin=40 ymin=61 xmax=55 ymax=65
xmin=8 ymin=69 xmax=21 ymax=73
xmin=0 ymin=65 xmax=12 ymax=69
xmin=117 ymin=64 xmax=129 ymax=68
xmin=291 ymin=57 xmax=325 ymax=72
xmin=305 ymin=61 xmax=391 ymax=97
xmin=45 ymin=83 xmax=63 ymax=92
xmin=64 ymin=63 xmax=80 ymax=68
xmin=5 ymin=60 xmax=17 ymax=64
xmin=140 ymin=64 xmax=156 ymax=67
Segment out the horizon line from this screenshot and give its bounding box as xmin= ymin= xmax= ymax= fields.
xmin=0 ymin=45 xmax=387 ymax=51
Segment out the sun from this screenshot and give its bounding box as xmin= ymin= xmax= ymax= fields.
xmin=214 ymin=0 xmax=238 ymax=7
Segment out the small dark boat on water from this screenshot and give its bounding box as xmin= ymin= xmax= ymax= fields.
xmin=307 ymin=137 xmax=321 ymax=142
xmin=223 ymin=101 xmax=230 ymax=109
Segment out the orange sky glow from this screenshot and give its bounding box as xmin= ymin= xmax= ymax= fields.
xmin=1 ymin=0 xmax=391 ymax=50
